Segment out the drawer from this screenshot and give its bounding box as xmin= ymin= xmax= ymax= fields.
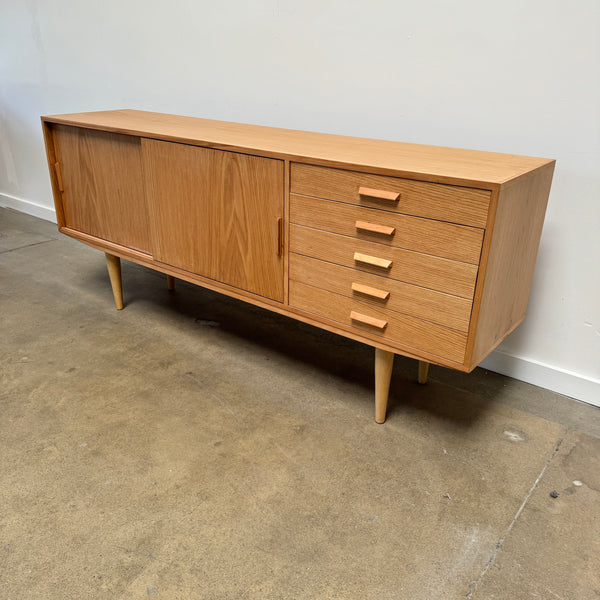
xmin=289 ymin=281 xmax=468 ymax=363
xmin=291 ymin=163 xmax=491 ymax=228
xmin=290 ymin=194 xmax=484 ymax=264
xmin=289 ymin=253 xmax=472 ymax=331
xmin=289 ymin=224 xmax=479 ymax=299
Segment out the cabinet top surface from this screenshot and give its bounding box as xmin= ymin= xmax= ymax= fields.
xmin=42 ymin=109 xmax=554 ymax=187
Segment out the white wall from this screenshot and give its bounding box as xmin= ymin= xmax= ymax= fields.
xmin=1 ymin=0 xmax=598 ymax=405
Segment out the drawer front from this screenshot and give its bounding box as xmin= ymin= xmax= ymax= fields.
xmin=289 ymin=281 xmax=468 ymax=363
xmin=291 ymin=163 xmax=491 ymax=228
xmin=290 ymin=194 xmax=484 ymax=264
xmin=290 ymin=224 xmax=479 ymax=299
xmin=289 ymin=253 xmax=472 ymax=332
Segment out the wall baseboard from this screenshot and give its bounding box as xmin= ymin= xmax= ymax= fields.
xmin=0 ymin=192 xmax=57 ymax=223
xmin=480 ymin=351 xmax=599 ymax=408
xmin=2 ymin=195 xmax=598 ymax=407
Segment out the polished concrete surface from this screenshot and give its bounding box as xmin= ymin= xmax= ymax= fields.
xmin=1 ymin=207 xmax=599 ymax=599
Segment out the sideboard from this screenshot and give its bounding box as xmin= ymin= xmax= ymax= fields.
xmin=41 ymin=110 xmax=555 ymax=423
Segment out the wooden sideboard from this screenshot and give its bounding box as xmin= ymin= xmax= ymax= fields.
xmin=41 ymin=110 xmax=555 ymax=423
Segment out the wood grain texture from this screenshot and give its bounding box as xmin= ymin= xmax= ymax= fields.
xmin=355 ymin=220 xmax=395 ymax=236
xmin=40 ymin=110 xmax=554 ymax=382
xmin=468 ymin=162 xmax=555 ymax=367
xmin=354 ymin=252 xmax=393 ymax=270
xmin=289 ymin=281 xmax=468 ymax=363
xmin=351 ymin=311 xmax=388 ymax=329
xmin=289 ymin=253 xmax=472 ymax=331
xmin=293 ymin=163 xmax=491 ymax=227
xmin=41 ymin=120 xmax=66 ymax=227
xmin=351 ymin=282 xmax=390 ymax=301
xmin=105 ymin=253 xmax=123 ymax=310
xmin=283 ymin=160 xmax=291 ymax=304
xmin=375 ymin=349 xmax=395 ymax=424
xmin=290 ymin=224 xmax=479 ymax=299
xmin=359 ymin=187 xmax=400 ymax=202
xmin=54 ymin=162 xmax=64 ymax=191
xmin=290 ymin=194 xmax=484 ymax=264
xmin=51 ymin=125 xmax=150 ymax=252
xmin=143 ymin=139 xmax=284 ymax=302
xmin=42 ymin=110 xmax=553 ymax=188
xmin=58 ymin=225 xmax=470 ymax=371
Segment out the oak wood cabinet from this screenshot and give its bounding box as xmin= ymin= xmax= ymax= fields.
xmin=51 ymin=125 xmax=151 ymax=253
xmin=41 ymin=110 xmax=555 ymax=423
xmin=143 ymin=139 xmax=284 ymax=301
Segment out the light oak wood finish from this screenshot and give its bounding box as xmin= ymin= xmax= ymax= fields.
xmin=351 ymin=311 xmax=388 ymax=330
xmin=41 ymin=123 xmax=67 ymax=227
xmin=41 ymin=110 xmax=554 ymax=423
xmin=355 ymin=220 xmax=395 ymax=236
xmin=467 ymin=163 xmax=556 ymax=366
xmin=353 ymin=252 xmax=392 ymax=270
xmin=290 ymin=225 xmax=479 ymax=299
xmin=63 ymin=224 xmax=456 ymax=368
xmin=350 ymin=282 xmax=390 ymax=301
xmin=143 ymin=139 xmax=284 ymax=302
xmin=293 ymin=164 xmax=491 ymax=228
xmin=359 ymin=187 xmax=401 ymax=203
xmin=375 ymin=349 xmax=394 ymax=424
xmin=43 ymin=110 xmax=551 ymax=187
xmin=54 ymin=162 xmax=64 ymax=191
xmin=289 ymin=281 xmax=468 ymax=363
xmin=290 ymin=193 xmax=484 ymax=264
xmin=105 ymin=253 xmax=123 ymax=310
xmin=52 ymin=125 xmax=150 ymax=253
xmin=418 ymin=361 xmax=430 ymax=385
xmin=289 ymin=253 xmax=472 ymax=331
xmin=283 ymin=160 xmax=291 ymax=304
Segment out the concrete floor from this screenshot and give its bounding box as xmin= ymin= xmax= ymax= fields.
xmin=1 ymin=206 xmax=599 ymax=600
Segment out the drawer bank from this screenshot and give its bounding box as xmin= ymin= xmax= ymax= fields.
xmin=41 ymin=110 xmax=555 ymax=423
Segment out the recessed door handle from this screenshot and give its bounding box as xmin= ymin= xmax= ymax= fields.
xmin=277 ymin=217 xmax=284 ymax=256
xmin=54 ymin=162 xmax=64 ymax=192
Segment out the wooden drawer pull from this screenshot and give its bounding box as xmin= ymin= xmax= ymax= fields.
xmin=351 ymin=282 xmax=390 ymax=300
xmin=353 ymin=252 xmax=392 ymax=269
xmin=358 ymin=186 xmax=400 ymax=202
xmin=355 ymin=220 xmax=395 ymax=236
xmin=350 ymin=311 xmax=388 ymax=330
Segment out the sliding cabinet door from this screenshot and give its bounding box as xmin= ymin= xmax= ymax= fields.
xmin=143 ymin=139 xmax=284 ymax=302
xmin=52 ymin=125 xmax=150 ymax=252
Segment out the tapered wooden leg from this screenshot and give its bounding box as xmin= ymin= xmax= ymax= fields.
xmin=105 ymin=253 xmax=123 ymax=310
xmin=167 ymin=275 xmax=175 ymax=291
xmin=375 ymin=348 xmax=394 ymax=424
xmin=418 ymin=361 xmax=430 ymax=384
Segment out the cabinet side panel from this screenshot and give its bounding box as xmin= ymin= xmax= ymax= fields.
xmin=41 ymin=121 xmax=66 ymax=227
xmin=52 ymin=125 xmax=150 ymax=253
xmin=469 ymin=163 xmax=555 ymax=366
